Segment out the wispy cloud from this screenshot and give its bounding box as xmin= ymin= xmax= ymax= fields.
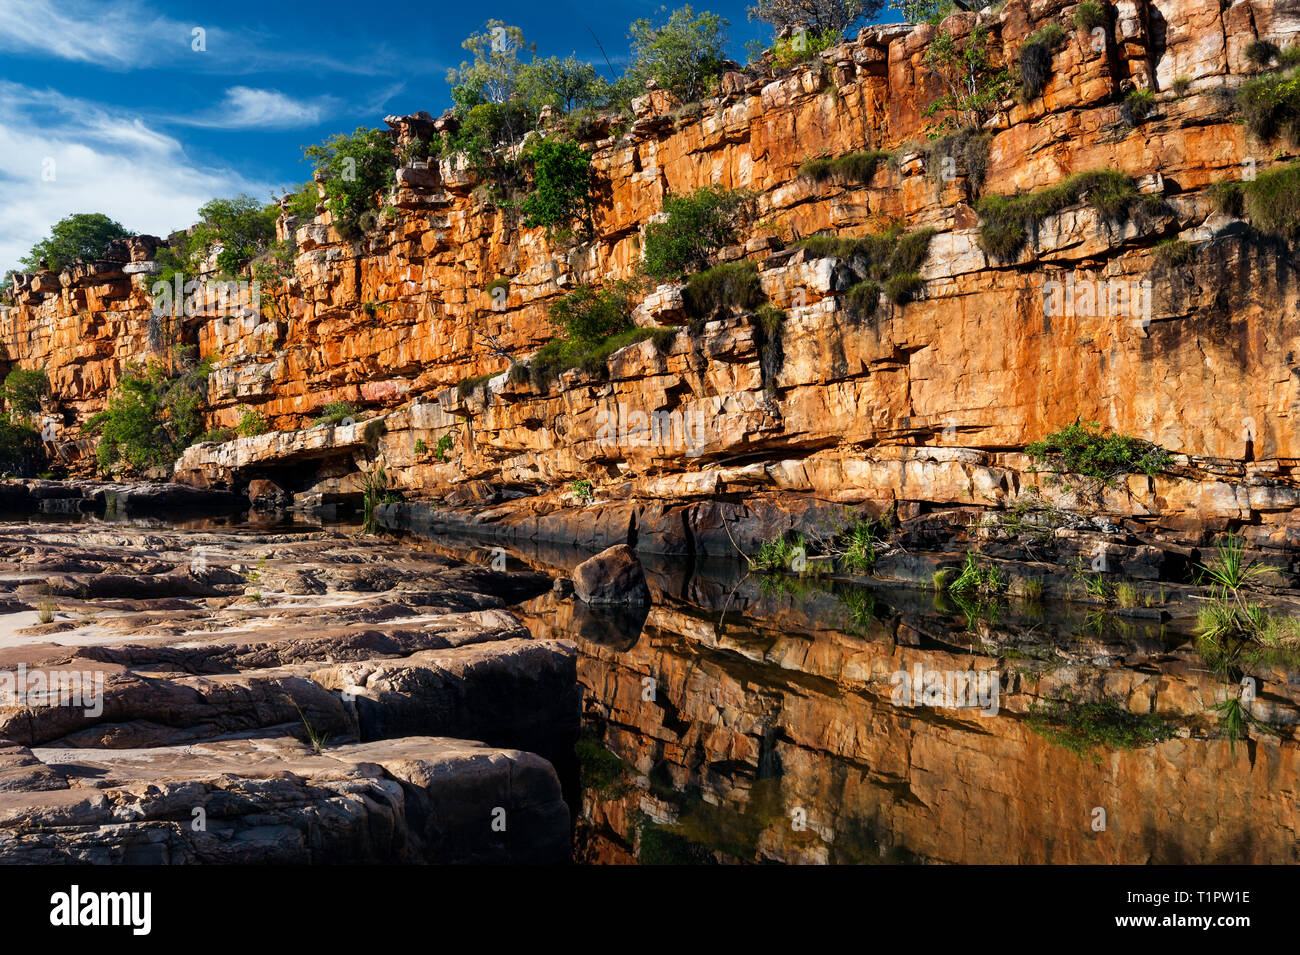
xmin=0 ymin=82 xmax=277 ymax=269
xmin=176 ymin=86 xmax=338 ymax=129
xmin=0 ymin=0 xmax=414 ymax=75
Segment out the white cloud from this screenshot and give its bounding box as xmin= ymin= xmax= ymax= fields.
xmin=0 ymin=0 xmax=412 ymax=75
xmin=0 ymin=82 xmax=277 ymax=269
xmin=177 ymin=86 xmax=336 ymax=129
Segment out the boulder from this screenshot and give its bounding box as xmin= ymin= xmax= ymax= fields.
xmin=247 ymin=478 xmax=291 ymax=510
xmin=571 ymin=544 xmax=651 ymax=605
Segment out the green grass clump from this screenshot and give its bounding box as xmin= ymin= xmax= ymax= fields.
xmin=947 ymin=551 xmax=1004 ymax=597
xmin=976 ymin=169 xmax=1143 ymax=260
xmin=843 ymin=280 xmax=882 ymax=320
xmin=235 ymin=407 xmax=269 ymax=438
xmin=1028 ymin=696 xmax=1173 ymax=761
xmin=682 ymin=261 xmax=765 ymax=317
xmin=456 ymin=372 xmax=496 ymax=400
xmin=1120 ymin=88 xmax=1156 ymax=125
xmin=883 ymin=272 xmax=924 ymax=304
xmin=312 ymin=401 xmax=360 ymax=427
xmin=1026 ymin=420 xmax=1169 ymax=486
xmin=522 ymin=327 xmax=675 ymax=391
xmin=1073 ymin=1 xmax=1106 ymax=30
xmin=799 ymin=150 xmax=892 ymax=185
xmin=1019 ymin=23 xmax=1067 ymax=100
xmin=1211 ymin=161 xmax=1300 ymax=238
xmin=1153 ymin=238 xmax=1195 ymax=267
xmin=1236 ymin=69 xmax=1300 ymax=145
xmin=923 ymin=128 xmax=994 ymax=195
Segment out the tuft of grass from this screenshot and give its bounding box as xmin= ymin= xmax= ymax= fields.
xmin=1019 ymin=23 xmax=1067 ymax=100
xmin=799 ymin=150 xmax=892 ymax=185
xmin=1153 ymin=237 xmax=1195 ymax=267
xmin=456 ymin=372 xmax=496 ymax=401
xmin=682 ymin=261 xmax=765 ymax=317
xmin=291 ymin=699 xmax=330 ymax=754
xmin=923 ymin=128 xmax=993 ymax=195
xmin=1028 ymin=695 xmax=1173 ymax=762
xmin=947 ymin=551 xmax=1004 ymax=597
xmin=1245 ymin=39 xmax=1280 ymax=67
xmin=37 ymin=596 xmax=56 ymax=624
xmin=1236 ymin=70 xmax=1300 ymax=146
xmin=933 ymin=567 xmax=959 ymax=592
xmin=1073 ymin=1 xmax=1107 ymax=31
xmin=1115 ymin=581 xmax=1139 ymax=608
xmin=843 ymin=280 xmax=882 ymax=320
xmin=1171 ymin=75 xmax=1192 ymax=96
xmin=976 ymin=169 xmax=1144 ymax=260
xmin=313 ymin=401 xmax=361 ymax=427
xmin=1210 ymin=161 xmax=1300 ymax=238
xmin=1120 ymin=88 xmax=1157 ymax=126
xmin=883 ymin=272 xmax=924 ymax=305
xmin=1022 ymin=578 xmax=1044 ymax=602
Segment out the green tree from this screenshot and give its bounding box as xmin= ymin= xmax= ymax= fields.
xmin=642 ymin=186 xmax=754 ymax=278
xmin=628 ymin=6 xmax=730 ymax=103
xmin=89 ymin=356 xmax=214 ymax=471
xmin=749 ymin=0 xmax=880 ymax=34
xmin=446 ymin=20 xmax=534 ymax=108
xmin=19 ymin=213 xmax=131 ymax=273
xmin=922 ymin=23 xmax=1011 ymax=133
xmin=521 ymin=139 xmax=595 ymax=236
xmin=892 ymin=0 xmax=950 ymax=24
xmin=518 ymin=54 xmax=609 ymax=113
xmin=549 ymin=284 xmax=635 ymax=344
xmin=2 ymin=368 xmax=49 ymax=417
xmin=303 ymin=127 xmax=399 ymax=239
xmin=190 ymin=195 xmax=280 ymax=276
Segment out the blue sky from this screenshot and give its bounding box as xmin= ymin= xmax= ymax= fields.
xmin=0 ymin=0 xmax=888 ymax=270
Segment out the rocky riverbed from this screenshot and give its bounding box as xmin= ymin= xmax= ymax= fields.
xmin=0 ymin=521 xmax=577 ymax=863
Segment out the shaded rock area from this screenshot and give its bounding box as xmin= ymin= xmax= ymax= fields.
xmin=571 ymin=545 xmax=650 ymax=606
xmin=0 ymin=480 xmax=244 ymax=518
xmin=0 ymin=524 xmax=577 ymax=863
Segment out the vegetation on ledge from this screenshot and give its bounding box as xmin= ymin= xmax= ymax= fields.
xmin=976 ymin=169 xmax=1149 ymax=261
xmin=1025 ymin=420 xmax=1170 ymax=490
xmin=799 ymin=150 xmax=892 ymax=185
xmin=1211 ymin=161 xmax=1300 ymax=239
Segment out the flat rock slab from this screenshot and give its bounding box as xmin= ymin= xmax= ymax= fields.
xmin=0 ymin=521 xmax=576 ymax=863
xmin=0 ymin=734 xmax=568 ymax=864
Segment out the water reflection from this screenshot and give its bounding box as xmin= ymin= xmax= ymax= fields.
xmin=408 ymin=530 xmax=1300 ymax=865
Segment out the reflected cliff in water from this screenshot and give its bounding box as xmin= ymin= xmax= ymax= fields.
xmin=396 ymin=533 xmax=1300 ymax=865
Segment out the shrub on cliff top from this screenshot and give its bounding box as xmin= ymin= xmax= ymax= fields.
xmin=749 ymin=0 xmax=880 ymax=35
xmin=304 ymin=127 xmax=399 ymax=239
xmin=189 ymin=195 xmax=280 ymax=277
xmin=19 ymin=213 xmax=131 ymax=273
xmin=768 ymin=26 xmax=842 ymax=69
xmin=1211 ymin=161 xmax=1300 ymax=238
xmin=642 ymin=186 xmax=755 ymax=279
xmin=799 ymin=150 xmax=892 ymax=185
xmin=626 ymin=6 xmax=729 ymax=105
xmin=976 ymin=169 xmax=1142 ymax=260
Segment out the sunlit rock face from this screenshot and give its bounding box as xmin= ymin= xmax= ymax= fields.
xmin=2 ymin=0 xmax=1298 ymax=556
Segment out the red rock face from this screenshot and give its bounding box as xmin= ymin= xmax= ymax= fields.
xmin=2 ymin=0 xmax=1297 ymax=542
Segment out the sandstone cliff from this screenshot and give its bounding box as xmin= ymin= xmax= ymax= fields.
xmin=3 ymin=0 xmax=1299 ymax=567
